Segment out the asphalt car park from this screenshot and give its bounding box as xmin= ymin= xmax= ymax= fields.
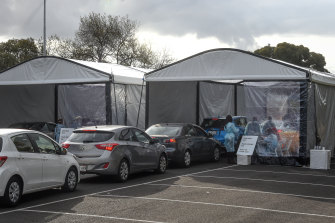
xmin=1 ymin=160 xmax=335 ymax=223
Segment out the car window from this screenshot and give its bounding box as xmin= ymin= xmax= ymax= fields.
xmin=133 ymin=129 xmax=150 ymax=144
xmin=194 ymin=127 xmax=207 ymax=137
xmin=146 ymin=125 xmax=182 ymax=136
xmin=201 ymin=119 xmax=227 ymax=129
xmin=119 ymin=129 xmax=134 ymax=141
xmin=29 ymin=133 xmax=57 ymax=154
xmin=184 ymin=126 xmax=197 ymax=136
xmin=67 ymin=131 xmax=114 ymax=143
xmin=11 ymin=134 xmax=35 ymax=153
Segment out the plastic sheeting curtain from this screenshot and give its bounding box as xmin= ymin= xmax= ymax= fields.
xmin=241 ymin=82 xmax=304 ymax=159
xmin=58 ymin=84 xmax=106 ymax=127
xmin=126 ymin=85 xmax=146 ymax=129
xmin=199 ymin=82 xmax=234 ymax=123
xmin=111 ymin=84 xmax=126 ymax=125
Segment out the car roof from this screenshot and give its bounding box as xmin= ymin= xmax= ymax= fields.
xmin=150 ymin=123 xmax=190 ymax=127
xmin=0 ymin=128 xmax=36 ymax=136
xmin=75 ymin=125 xmax=133 ymax=132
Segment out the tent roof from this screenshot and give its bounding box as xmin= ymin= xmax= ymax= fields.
xmin=0 ymin=56 xmax=146 ymax=85
xmin=145 ymin=48 xmax=335 ymax=86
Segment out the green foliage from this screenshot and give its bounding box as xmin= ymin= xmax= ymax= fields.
xmin=254 ymin=42 xmax=328 ymax=72
xmin=0 ymin=38 xmax=39 ymax=72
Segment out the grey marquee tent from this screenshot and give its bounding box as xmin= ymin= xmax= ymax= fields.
xmin=0 ymin=56 xmax=147 ymax=129
xmin=145 ymin=48 xmax=335 ymax=162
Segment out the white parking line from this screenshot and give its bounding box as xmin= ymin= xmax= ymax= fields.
xmin=0 ymin=165 xmax=236 ymax=216
xmin=22 ymin=209 xmax=166 ymax=223
xmin=149 ymin=183 xmax=335 ymax=201
xmin=96 ymin=194 xmax=335 ymax=219
xmin=216 ymin=168 xmax=335 ymax=178
xmin=190 ymin=175 xmax=335 ymax=188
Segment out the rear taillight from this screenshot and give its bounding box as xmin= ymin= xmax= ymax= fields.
xmin=0 ymin=156 xmax=8 ymax=167
xmin=164 ymin=138 xmax=176 ymax=143
xmin=95 ymin=143 xmax=119 ymax=151
xmin=62 ymin=143 xmax=70 ymax=149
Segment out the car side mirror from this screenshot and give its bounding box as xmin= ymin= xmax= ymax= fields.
xmin=150 ymin=138 xmax=159 ymax=144
xmin=56 ymin=147 xmax=67 ymax=155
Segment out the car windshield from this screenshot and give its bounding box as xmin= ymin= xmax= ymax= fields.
xmin=201 ymin=119 xmax=227 ymax=129
xmin=0 ymin=137 xmax=2 ymax=152
xmin=67 ymin=131 xmax=115 ymax=143
xmin=146 ymin=126 xmax=182 ymax=136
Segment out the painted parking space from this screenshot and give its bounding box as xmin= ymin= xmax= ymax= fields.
xmin=1 ymin=162 xmax=335 ymax=222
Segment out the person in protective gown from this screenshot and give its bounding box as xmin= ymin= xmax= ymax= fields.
xmin=224 ymin=115 xmax=239 ymax=164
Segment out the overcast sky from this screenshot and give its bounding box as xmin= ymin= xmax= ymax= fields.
xmin=1 ymin=0 xmax=335 ymax=72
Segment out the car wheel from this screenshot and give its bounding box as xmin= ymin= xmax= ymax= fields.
xmin=2 ymin=176 xmax=22 ymax=207
xmin=117 ymin=159 xmax=129 ymax=182
xmin=213 ymin=147 xmax=221 ymax=162
xmin=155 ymin=154 xmax=167 ymax=174
xmin=182 ymin=150 xmax=191 ymax=168
xmin=62 ymin=167 xmax=78 ymax=192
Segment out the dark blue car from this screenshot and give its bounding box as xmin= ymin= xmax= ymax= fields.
xmin=201 ymin=116 xmax=247 ymax=149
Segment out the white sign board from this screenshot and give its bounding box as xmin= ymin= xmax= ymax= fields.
xmin=59 ymin=128 xmax=74 ymax=144
xmin=237 ymin=136 xmax=258 ymax=156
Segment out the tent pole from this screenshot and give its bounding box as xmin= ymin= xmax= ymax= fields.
xmin=196 ymin=82 xmax=200 ymax=125
xmin=145 ymin=82 xmax=150 ymax=129
xmin=299 ymin=81 xmax=308 ymax=164
xmin=105 ymin=79 xmax=112 ymax=125
xmin=136 ymin=78 xmax=145 ymax=128
xmin=234 ymin=84 xmax=237 ymax=116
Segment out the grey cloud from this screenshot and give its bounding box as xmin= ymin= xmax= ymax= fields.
xmin=1 ymin=0 xmax=335 ymax=49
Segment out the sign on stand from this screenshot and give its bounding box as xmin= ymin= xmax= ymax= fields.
xmin=59 ymin=128 xmax=75 ymax=144
xmin=237 ymin=136 xmax=258 ymax=156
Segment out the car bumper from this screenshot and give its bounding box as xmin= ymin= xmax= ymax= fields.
xmin=0 ymin=168 xmax=12 ymax=197
xmin=75 ymin=156 xmax=119 ymax=176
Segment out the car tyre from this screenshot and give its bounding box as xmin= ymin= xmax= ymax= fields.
xmin=62 ymin=167 xmax=78 ymax=192
xmin=155 ymin=154 xmax=167 ymax=174
xmin=117 ymin=159 xmax=129 ymax=182
xmin=1 ymin=176 xmax=22 ymax=207
xmin=213 ymin=147 xmax=221 ymax=162
xmin=181 ymin=150 xmax=191 ymax=168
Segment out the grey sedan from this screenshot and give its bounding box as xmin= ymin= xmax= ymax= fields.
xmin=62 ymin=125 xmax=167 ymax=182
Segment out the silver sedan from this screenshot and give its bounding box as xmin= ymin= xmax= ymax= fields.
xmin=62 ymin=125 xmax=167 ymax=182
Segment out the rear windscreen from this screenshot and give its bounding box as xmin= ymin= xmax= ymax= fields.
xmin=0 ymin=137 xmax=2 ymax=152
xmin=146 ymin=126 xmax=182 ymax=136
xmin=67 ymin=131 xmax=115 ymax=143
xmin=201 ymin=119 xmax=227 ymax=129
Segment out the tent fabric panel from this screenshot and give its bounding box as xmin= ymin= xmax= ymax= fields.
xmin=0 ymin=85 xmax=55 ymax=127
xmin=71 ymin=59 xmax=146 ymax=85
xmin=199 ymin=82 xmax=234 ymax=123
xmin=126 ymin=85 xmax=146 ymax=130
xmin=311 ymin=71 xmax=335 ymax=87
xmin=145 ymin=49 xmax=308 ymax=82
xmin=0 ymin=57 xmax=110 ymax=85
xmin=147 ymin=81 xmax=197 ymax=127
xmin=58 ymin=84 xmax=106 ymax=127
xmin=315 ymin=83 xmax=335 ymax=156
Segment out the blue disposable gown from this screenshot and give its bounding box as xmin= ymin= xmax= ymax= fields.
xmin=224 ymin=122 xmax=239 ymax=152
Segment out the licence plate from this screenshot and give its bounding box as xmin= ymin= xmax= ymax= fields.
xmin=80 ymin=165 xmax=87 ymax=172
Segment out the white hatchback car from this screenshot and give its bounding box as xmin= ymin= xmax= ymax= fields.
xmin=0 ymin=129 xmax=80 ymax=207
